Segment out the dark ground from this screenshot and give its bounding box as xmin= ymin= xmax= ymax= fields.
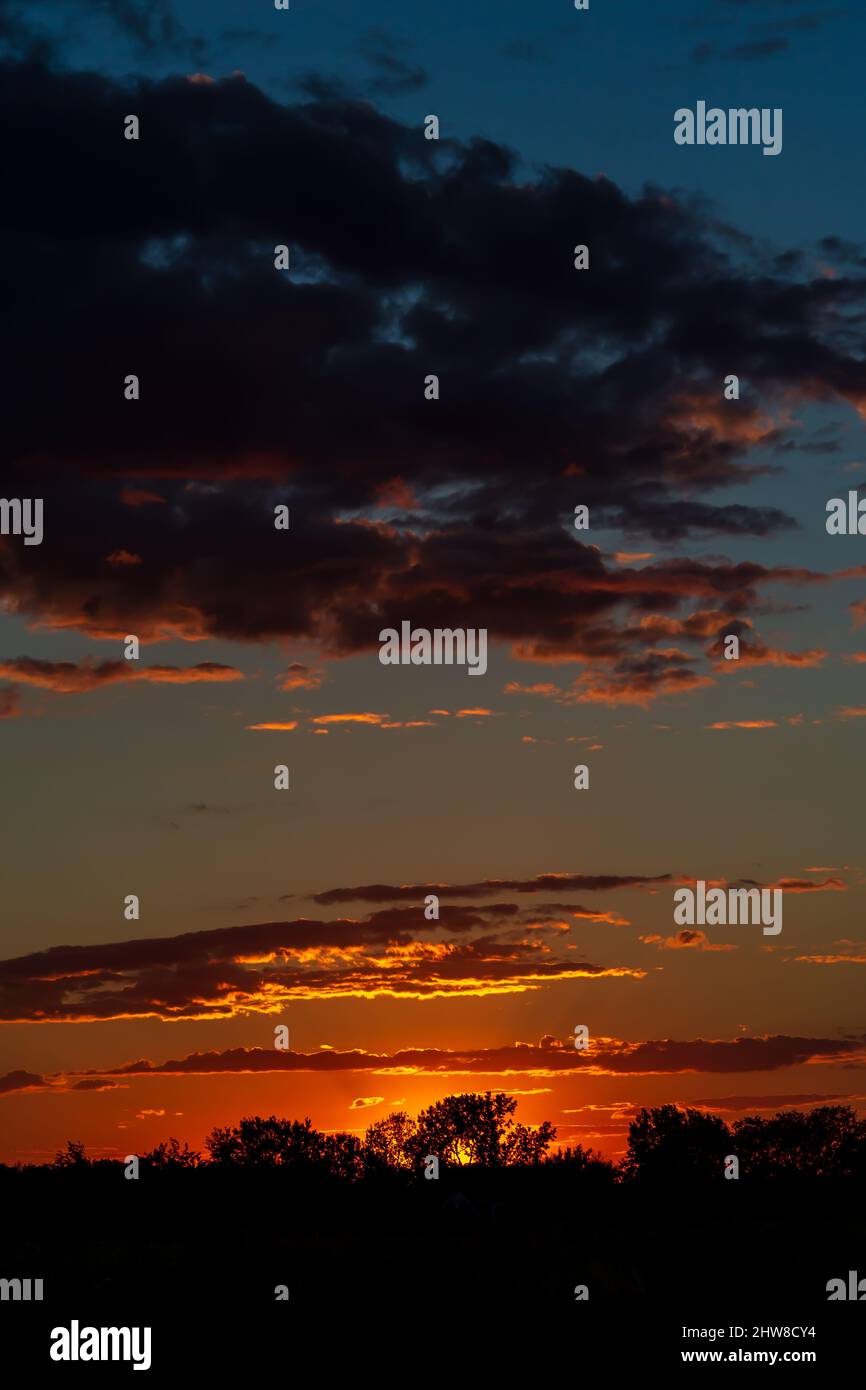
xmin=1 ymin=1164 xmax=863 ymax=1374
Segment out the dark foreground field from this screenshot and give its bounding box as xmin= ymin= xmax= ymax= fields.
xmin=2 ymin=1162 xmax=863 ymax=1373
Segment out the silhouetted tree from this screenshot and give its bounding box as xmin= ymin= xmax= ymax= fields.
xmin=52 ymin=1139 xmax=89 ymax=1168
xmin=544 ymin=1144 xmax=617 ymax=1180
xmin=205 ymin=1115 xmax=327 ymax=1169
xmin=322 ymin=1131 xmax=364 ymax=1181
xmin=205 ymin=1124 xmax=241 ymax=1165
xmin=410 ymin=1091 xmax=555 ymax=1169
xmin=732 ymin=1105 xmax=866 ymax=1179
xmin=203 ymin=1115 xmax=367 ymax=1175
xmin=622 ymin=1105 xmax=731 ymax=1183
xmin=362 ymin=1111 xmax=417 ymax=1172
xmin=143 ymin=1137 xmax=201 ymax=1169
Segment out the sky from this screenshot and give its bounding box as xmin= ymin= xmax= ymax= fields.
xmin=2 ymin=0 xmax=866 ymax=1163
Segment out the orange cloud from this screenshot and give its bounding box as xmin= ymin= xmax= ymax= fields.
xmin=0 ymin=687 xmax=21 ymax=719
xmin=120 ymin=487 xmax=166 ymax=507
xmin=246 ymin=721 xmax=298 ymax=731
xmin=278 ymin=663 xmax=324 ymax=691
xmin=546 ymin=908 xmax=630 ymax=926
xmin=663 ymin=391 xmax=777 ymax=448
xmin=504 ymin=682 xmax=562 ymax=696
xmin=105 ymin=550 xmax=142 ymax=567
xmin=707 ymin=720 xmax=777 ymax=730
xmin=794 ymin=952 xmax=866 ymax=965
xmin=379 ymin=720 xmax=436 ymax=728
xmin=770 ymin=877 xmax=845 ymax=893
xmin=305 ymin=713 xmax=437 ymax=730
xmin=640 ymin=930 xmax=737 ymax=952
xmin=0 ymin=658 xmax=244 ymax=694
xmin=312 ymin=712 xmax=389 ymax=726
xmin=374 ymin=477 xmax=418 ymax=510
xmin=713 ymin=642 xmax=826 ymax=670
xmin=0 ymin=911 xmax=647 ymax=1022
xmin=570 ymin=664 xmax=714 ymax=708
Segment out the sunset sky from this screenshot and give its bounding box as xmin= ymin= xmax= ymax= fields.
xmin=2 ymin=0 xmax=866 ymax=1164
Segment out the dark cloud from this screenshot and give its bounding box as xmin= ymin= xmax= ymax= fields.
xmin=2 ymin=58 xmax=864 ymax=698
xmin=308 ymin=872 xmax=678 ymax=904
xmin=693 ymin=0 xmax=847 ymax=55
xmin=611 ymin=498 xmax=796 ymax=542
xmin=693 ymin=37 xmax=789 ymax=60
xmin=0 ymin=0 xmax=207 ymax=63
xmin=730 ymin=37 xmax=790 ymax=57
xmin=91 ymin=0 xmax=207 ymax=61
xmin=74 ymin=1033 xmax=866 ymax=1079
xmin=11 ymin=1038 xmax=865 ymax=1095
xmin=0 ymin=1068 xmax=49 ymax=1095
xmin=0 ymin=907 xmax=641 ymax=1021
xmin=0 ymin=1069 xmax=123 ymax=1096
xmin=357 ymin=28 xmax=427 ymax=95
xmin=692 ymin=1092 xmax=853 ymax=1111
xmin=0 ymin=0 xmax=57 ymax=61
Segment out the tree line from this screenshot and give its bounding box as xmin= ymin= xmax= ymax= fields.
xmin=27 ymin=1093 xmax=866 ymax=1182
